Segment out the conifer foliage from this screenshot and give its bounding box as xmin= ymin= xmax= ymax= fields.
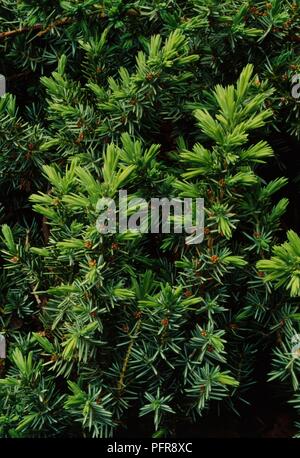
xmin=0 ymin=0 xmax=300 ymax=438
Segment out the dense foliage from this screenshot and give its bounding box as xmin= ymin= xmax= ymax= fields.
xmin=0 ymin=0 xmax=300 ymax=438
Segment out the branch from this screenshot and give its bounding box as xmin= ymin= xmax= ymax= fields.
xmin=0 ymin=17 xmax=74 ymax=40
xmin=117 ymin=319 xmax=142 ymax=394
xmin=0 ymin=8 xmax=140 ymax=41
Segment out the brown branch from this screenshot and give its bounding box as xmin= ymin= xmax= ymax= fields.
xmin=0 ymin=6 xmax=113 ymax=41
xmin=0 ymin=17 xmax=74 ymax=40
xmin=0 ymin=24 xmax=41 ymax=39
xmin=6 ymin=70 xmax=32 ymax=81
xmin=36 ymin=17 xmax=73 ymax=37
xmin=117 ymin=319 xmax=142 ymax=394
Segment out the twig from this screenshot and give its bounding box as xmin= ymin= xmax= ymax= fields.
xmin=32 ymin=283 xmax=42 ymax=307
xmin=117 ymin=319 xmax=142 ymax=394
xmin=0 ymin=24 xmax=41 ymax=39
xmin=0 ymin=8 xmax=111 ymax=41
xmin=0 ymin=17 xmax=74 ymax=40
